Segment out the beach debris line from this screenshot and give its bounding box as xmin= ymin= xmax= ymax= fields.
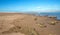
xmin=48 ymin=16 xmax=57 ymax=20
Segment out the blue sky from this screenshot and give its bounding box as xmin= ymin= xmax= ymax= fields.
xmin=0 ymin=0 xmax=60 ymax=12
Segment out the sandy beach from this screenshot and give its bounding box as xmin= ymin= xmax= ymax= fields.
xmin=0 ymin=13 xmax=60 ymax=35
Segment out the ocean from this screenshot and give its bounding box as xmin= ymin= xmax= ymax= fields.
xmin=40 ymin=12 xmax=60 ymax=20
xmin=22 ymin=12 xmax=60 ymax=20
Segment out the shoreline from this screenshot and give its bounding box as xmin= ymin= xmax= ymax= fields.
xmin=0 ymin=13 xmax=60 ymax=20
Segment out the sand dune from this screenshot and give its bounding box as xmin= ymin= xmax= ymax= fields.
xmin=0 ymin=13 xmax=60 ymax=35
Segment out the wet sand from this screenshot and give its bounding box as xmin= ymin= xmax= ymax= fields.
xmin=0 ymin=13 xmax=60 ymax=35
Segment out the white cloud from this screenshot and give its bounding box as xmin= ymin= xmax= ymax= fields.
xmin=32 ymin=6 xmax=60 ymax=12
xmin=36 ymin=7 xmax=41 ymax=9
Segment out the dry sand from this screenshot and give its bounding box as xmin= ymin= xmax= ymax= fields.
xmin=0 ymin=13 xmax=60 ymax=35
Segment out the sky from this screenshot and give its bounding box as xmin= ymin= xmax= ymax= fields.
xmin=0 ymin=0 xmax=60 ymax=12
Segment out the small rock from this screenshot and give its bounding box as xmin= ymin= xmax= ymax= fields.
xmin=49 ymin=21 xmax=56 ymax=25
xmin=38 ymin=23 xmax=47 ymax=28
